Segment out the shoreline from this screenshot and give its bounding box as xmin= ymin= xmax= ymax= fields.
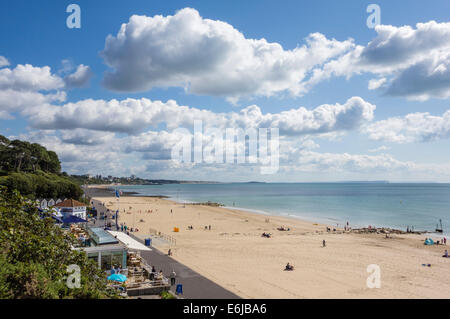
xmin=90 ymin=192 xmax=450 ymax=299
xmin=86 ymin=185 xmax=440 ymax=236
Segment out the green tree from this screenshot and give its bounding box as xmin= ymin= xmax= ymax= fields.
xmin=0 ymin=187 xmax=118 ymax=299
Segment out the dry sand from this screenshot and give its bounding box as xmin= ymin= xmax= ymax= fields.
xmin=94 ymin=195 xmax=450 ymax=299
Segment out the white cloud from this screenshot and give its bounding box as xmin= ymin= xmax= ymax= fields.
xmin=0 ymin=60 xmax=93 ymax=119
xmin=294 ymin=150 xmax=415 ymax=172
xmin=100 ymin=11 xmax=450 ymax=102
xmin=368 ymin=145 xmax=390 ymax=153
xmin=60 ymin=129 xmax=115 ymax=145
xmin=368 ymin=77 xmax=386 ymax=90
xmin=385 ymin=52 xmax=450 ymax=100
xmin=28 ymin=96 xmax=375 ymax=137
xmin=0 ymin=64 xmax=64 ymax=92
xmin=366 ymin=110 xmax=450 ymax=143
xmin=64 ymin=64 xmax=93 ymax=88
xmin=304 ymin=21 xmax=450 ymax=101
xmin=0 ymin=56 xmax=9 ymax=68
xmin=101 ymin=8 xmax=355 ymax=102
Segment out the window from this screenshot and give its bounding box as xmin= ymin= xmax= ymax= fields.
xmin=100 ymin=252 xmax=112 ymax=270
xmin=111 ymin=251 xmax=123 ymax=268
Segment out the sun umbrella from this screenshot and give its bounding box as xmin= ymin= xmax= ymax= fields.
xmin=107 ymin=273 xmax=127 ymax=282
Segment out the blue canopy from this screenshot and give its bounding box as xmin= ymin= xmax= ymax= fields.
xmin=62 ymin=215 xmax=88 ymax=224
xmin=107 ymin=274 xmax=127 ymax=282
xmin=52 ymin=215 xmax=64 ymax=223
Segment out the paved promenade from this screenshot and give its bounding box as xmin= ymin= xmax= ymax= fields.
xmin=89 ymin=197 xmax=240 ymax=299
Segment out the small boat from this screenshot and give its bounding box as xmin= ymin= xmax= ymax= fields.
xmin=436 ymin=219 xmax=443 ymax=233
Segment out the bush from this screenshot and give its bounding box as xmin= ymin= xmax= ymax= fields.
xmin=160 ymin=290 xmax=176 ymax=299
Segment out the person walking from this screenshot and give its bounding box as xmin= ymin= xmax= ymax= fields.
xmin=170 ymin=270 xmax=177 ymax=286
xmin=322 ymin=239 xmax=326 ymax=247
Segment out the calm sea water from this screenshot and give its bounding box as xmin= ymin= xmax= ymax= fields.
xmin=115 ymin=183 xmax=450 ymax=236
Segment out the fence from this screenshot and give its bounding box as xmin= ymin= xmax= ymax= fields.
xmin=148 ymin=227 xmax=177 ymax=246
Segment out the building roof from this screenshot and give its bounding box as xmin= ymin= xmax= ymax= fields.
xmin=88 ymin=227 xmax=119 ymax=245
xmin=54 ymin=199 xmax=86 ymax=208
xmin=108 ymin=231 xmax=152 ymax=251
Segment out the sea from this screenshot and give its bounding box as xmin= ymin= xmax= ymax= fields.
xmin=114 ymin=183 xmax=450 ymax=236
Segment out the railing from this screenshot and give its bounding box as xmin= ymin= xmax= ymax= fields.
xmin=148 ymin=228 xmax=176 ymax=246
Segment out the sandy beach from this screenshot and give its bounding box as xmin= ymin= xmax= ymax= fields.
xmin=92 ymin=193 xmax=450 ymax=299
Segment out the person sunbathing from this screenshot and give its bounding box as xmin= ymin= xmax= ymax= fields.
xmin=284 ymin=263 xmax=294 ymax=271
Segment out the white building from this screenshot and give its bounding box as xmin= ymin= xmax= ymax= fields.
xmin=55 ymin=199 xmax=87 ymax=219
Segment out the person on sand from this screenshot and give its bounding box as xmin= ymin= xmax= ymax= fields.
xmin=168 ymin=249 xmax=172 ymax=256
xmin=444 ymin=250 xmax=449 ymax=258
xmin=284 ymin=263 xmax=294 ymax=271
xmin=322 ymin=240 xmax=326 ymax=247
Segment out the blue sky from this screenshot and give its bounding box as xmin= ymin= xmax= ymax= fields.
xmin=1 ymin=1 xmax=450 ymax=181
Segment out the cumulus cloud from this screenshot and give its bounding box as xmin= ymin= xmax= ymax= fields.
xmin=368 ymin=78 xmax=386 ymax=90
xmin=0 ymin=56 xmax=9 ymax=68
xmin=366 ymin=110 xmax=450 ymax=143
xmin=99 ymin=10 xmax=450 ymax=102
xmin=0 ymin=64 xmax=64 ymax=92
xmin=27 ymin=96 xmax=375 ymax=137
xmin=300 ymin=21 xmax=450 ymax=101
xmin=60 ymin=129 xmax=115 ymax=145
xmin=101 ymin=8 xmax=355 ymax=102
xmin=64 ymin=64 xmax=93 ymax=88
xmin=0 ymin=59 xmax=94 ymax=119
xmin=385 ymin=53 xmax=450 ymax=100
xmin=0 ymin=63 xmax=67 ymax=119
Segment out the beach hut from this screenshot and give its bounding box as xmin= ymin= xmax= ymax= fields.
xmin=40 ymin=199 xmax=48 ymax=209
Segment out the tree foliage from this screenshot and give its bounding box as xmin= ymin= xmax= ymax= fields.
xmin=0 ymin=187 xmax=117 ymax=298
xmin=0 ymin=135 xmax=82 ymax=199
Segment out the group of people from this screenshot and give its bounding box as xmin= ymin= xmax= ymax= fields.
xmin=120 ymin=223 xmax=139 ymax=233
xmin=150 ymin=266 xmax=177 ymax=285
xmin=277 ymin=226 xmax=290 ymax=231
xmin=110 ymin=265 xmax=122 ymax=275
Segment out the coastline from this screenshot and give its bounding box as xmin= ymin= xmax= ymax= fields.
xmin=86 ymin=185 xmax=439 ymax=235
xmin=89 ymin=188 xmax=450 ymax=299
